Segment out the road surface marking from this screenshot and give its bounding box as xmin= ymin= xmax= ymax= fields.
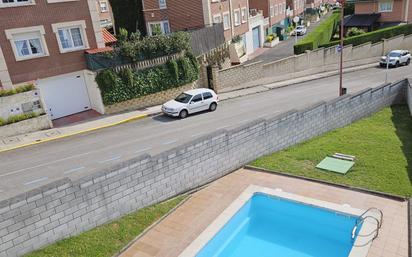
xmin=24 ymin=177 xmax=48 ymax=186
xmin=135 ymin=147 xmax=152 ymax=154
xmin=0 ymin=114 xmax=150 ymax=153
xmin=98 ymin=155 xmax=122 ymax=163
xmin=64 ymin=166 xmax=85 ymax=174
xmin=190 ymin=133 xmax=204 ymax=138
xmin=216 ymin=125 xmax=230 ymax=130
xmin=162 ymin=139 xmax=178 ymax=145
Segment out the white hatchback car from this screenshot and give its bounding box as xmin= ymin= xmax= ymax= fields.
xmin=380 ymin=50 xmax=411 ymax=68
xmin=292 ymin=25 xmax=307 ymax=36
xmin=162 ymin=88 xmax=218 ymax=119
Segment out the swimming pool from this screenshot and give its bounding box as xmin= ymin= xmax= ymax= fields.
xmin=180 ymin=186 xmax=375 ymax=257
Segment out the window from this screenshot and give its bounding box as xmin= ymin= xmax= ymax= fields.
xmin=270 ymin=6 xmax=274 ymax=17
xmin=0 ymin=0 xmax=33 ymax=8
xmin=191 ymin=94 xmax=203 ymax=103
xmin=203 ymin=92 xmax=213 ymax=100
xmin=378 ymin=0 xmax=393 ymax=12
xmin=159 ymin=0 xmax=166 ymax=9
xmin=213 ymin=14 xmax=222 ymax=24
xmin=148 ymin=21 xmax=170 ymax=35
xmin=52 ymin=20 xmax=89 ymax=53
xmin=99 ymin=1 xmax=108 ymax=12
xmin=223 ymin=12 xmax=230 ymax=30
xmin=58 ymin=28 xmax=84 ymax=50
xmin=241 ymin=7 xmax=247 ymax=23
xmin=234 ymin=9 xmax=240 ymax=26
xmin=275 ymin=4 xmax=278 ymax=15
xmin=5 ymin=26 xmax=49 ymax=61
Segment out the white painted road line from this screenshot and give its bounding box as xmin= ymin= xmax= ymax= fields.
xmin=64 ymin=166 xmax=85 ymax=174
xmin=190 ymin=133 xmax=204 ymax=138
xmin=135 ymin=147 xmax=152 ymax=154
xmin=24 ymin=177 xmax=48 ymax=186
xmin=162 ymin=139 xmax=178 ymax=145
xmin=98 ymin=155 xmax=122 ymax=164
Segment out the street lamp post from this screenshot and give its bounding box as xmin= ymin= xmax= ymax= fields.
xmin=339 ymin=0 xmax=345 ymax=96
xmin=293 ymin=16 xmax=300 ymax=43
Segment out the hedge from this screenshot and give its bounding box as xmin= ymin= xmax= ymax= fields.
xmin=320 ymin=23 xmax=412 ymax=48
xmin=0 ymin=84 xmax=34 ymax=97
xmin=0 ymin=112 xmax=41 ymax=127
xmin=95 ymin=54 xmax=199 ymax=105
xmin=294 ymin=11 xmax=340 ymax=55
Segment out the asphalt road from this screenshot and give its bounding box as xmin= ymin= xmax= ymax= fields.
xmin=245 ymin=14 xmax=330 ymax=64
xmin=0 ymin=65 xmax=411 ymax=200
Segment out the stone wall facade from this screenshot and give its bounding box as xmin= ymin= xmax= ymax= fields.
xmin=215 ymin=34 xmax=412 ymax=92
xmin=104 ymin=82 xmax=200 ymax=114
xmin=0 ymin=79 xmax=408 ymax=256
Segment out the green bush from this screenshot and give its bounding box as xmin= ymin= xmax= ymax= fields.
xmin=294 ymin=11 xmax=340 ymax=54
xmin=117 ymin=30 xmax=191 ymax=62
xmin=0 ymin=112 xmax=40 ymax=127
xmin=0 ymin=84 xmax=35 ymax=97
xmin=96 ymin=55 xmax=200 ymax=105
xmin=321 ymin=23 xmax=412 ymax=48
xmin=346 ymin=27 xmax=366 ymax=37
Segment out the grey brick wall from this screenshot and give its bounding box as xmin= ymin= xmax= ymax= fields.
xmin=0 ymin=79 xmax=408 ymax=256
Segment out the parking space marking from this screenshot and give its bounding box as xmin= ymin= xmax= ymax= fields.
xmin=135 ymin=147 xmax=152 ymax=154
xmin=98 ymin=155 xmax=122 ymax=164
xmin=64 ymin=166 xmax=85 ymax=174
xmin=24 ymin=177 xmax=48 ymax=186
xmin=163 ymin=139 xmax=178 ymax=145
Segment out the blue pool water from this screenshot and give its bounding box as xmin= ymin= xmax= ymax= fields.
xmin=196 ymin=193 xmax=360 ymax=257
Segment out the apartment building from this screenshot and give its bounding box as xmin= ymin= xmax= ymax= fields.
xmin=0 ymin=0 xmax=106 ymax=120
xmin=288 ymin=0 xmax=305 ymax=17
xmin=353 ymin=0 xmax=411 ymax=23
xmin=141 ymin=0 xmax=249 ymax=42
xmin=96 ymin=0 xmax=114 ymax=30
xmin=249 ymin=0 xmax=288 ymax=36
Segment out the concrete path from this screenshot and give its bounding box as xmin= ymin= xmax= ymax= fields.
xmin=118 ymin=168 xmax=408 ymax=257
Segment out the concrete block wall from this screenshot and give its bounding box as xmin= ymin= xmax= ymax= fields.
xmin=0 ymin=79 xmax=408 ymax=256
xmin=216 ymin=34 xmax=410 ymax=91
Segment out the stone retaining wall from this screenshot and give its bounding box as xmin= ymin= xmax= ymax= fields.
xmin=0 ymin=79 xmax=407 ymax=256
xmin=104 ymin=82 xmax=200 ymax=114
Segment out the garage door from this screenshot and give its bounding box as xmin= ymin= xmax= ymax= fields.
xmin=38 ymin=72 xmax=91 ymax=120
xmin=252 ymin=27 xmax=260 ymax=51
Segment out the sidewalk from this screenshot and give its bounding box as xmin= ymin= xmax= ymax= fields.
xmin=0 ymin=62 xmax=377 ymax=153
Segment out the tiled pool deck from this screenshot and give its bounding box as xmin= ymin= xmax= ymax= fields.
xmin=119 ymin=168 xmax=409 ymax=257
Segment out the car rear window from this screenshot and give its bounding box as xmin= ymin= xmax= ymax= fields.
xmin=203 ymin=92 xmax=213 ymax=100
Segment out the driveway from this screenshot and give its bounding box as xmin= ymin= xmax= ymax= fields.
xmin=245 ymin=13 xmax=331 ymax=64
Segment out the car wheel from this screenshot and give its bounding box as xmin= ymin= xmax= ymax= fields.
xmin=395 ymin=61 xmax=399 ymax=68
xmin=179 ymin=109 xmax=188 ymax=119
xmin=406 ymin=59 xmax=410 ymax=66
xmin=209 ymin=102 xmax=217 ymax=112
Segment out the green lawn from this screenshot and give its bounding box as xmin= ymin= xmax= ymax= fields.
xmin=25 ymin=196 xmax=187 ymax=257
xmin=250 ymin=105 xmax=412 ymax=197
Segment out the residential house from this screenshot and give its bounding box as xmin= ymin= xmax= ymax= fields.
xmin=96 ymin=0 xmax=115 ymax=31
xmin=346 ymin=0 xmax=412 ymax=32
xmin=141 ymin=0 xmax=249 ymax=42
xmin=288 ymin=0 xmax=305 ymax=17
xmin=249 ymin=0 xmax=288 ymax=37
xmin=0 ymin=0 xmax=106 ymax=120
